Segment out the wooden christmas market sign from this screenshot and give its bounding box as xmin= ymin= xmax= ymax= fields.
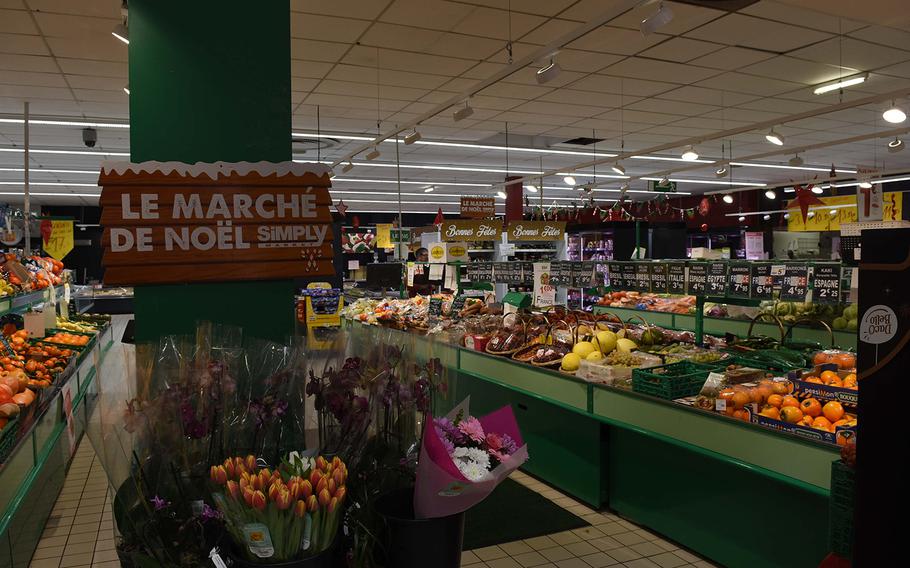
xmin=99 ymin=161 xmax=336 ymax=285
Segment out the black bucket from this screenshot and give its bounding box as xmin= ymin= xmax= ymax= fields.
xmin=374 ymin=487 xmax=465 ymax=568
xmin=225 ymin=544 xmax=337 ymax=568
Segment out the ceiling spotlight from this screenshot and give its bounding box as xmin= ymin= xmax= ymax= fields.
xmin=765 ymin=189 xmax=777 ymax=199
xmin=883 ymin=101 xmax=906 ymax=124
xmin=763 ymin=214 xmax=771 ymax=221
xmin=424 ymin=186 xmax=434 ymax=193
xmin=611 ymin=162 xmax=626 ymax=175
xmin=714 ymin=165 xmax=727 ymax=178
xmin=738 ymin=216 xmax=746 ymax=222
xmin=536 ymin=58 xmax=562 ymax=85
xmin=811 ymin=186 xmax=823 ymax=194
xmin=788 ymin=154 xmax=804 ymax=167
xmin=404 ymin=129 xmax=422 ymax=145
xmin=342 ymin=161 xmax=354 ymax=173
xmin=765 ymin=129 xmax=785 ymax=146
xmin=680 ymin=146 xmax=699 ymax=161
xmin=365 ymin=147 xmax=381 ymax=160
xmin=525 ymin=184 xmax=538 ymax=193
xmin=640 ymin=1 xmax=674 ymax=36
xmin=453 ymin=101 xmax=474 ymax=122
xmin=813 ymin=73 xmax=868 ymax=95
xmin=111 ymin=23 xmax=129 ymax=44
xmin=859 ymin=181 xmax=873 ymax=189
xmin=659 ymin=176 xmax=670 ymax=185
xmin=784 ymin=213 xmax=791 ymax=219
xmin=722 ymin=194 xmax=734 ymax=204
xmin=888 ymin=137 xmax=904 ymax=153
xmin=563 ymin=175 xmax=577 ymax=186
xmin=123 ymin=84 xmax=130 ymax=95
xmin=808 ymin=211 xmax=816 ymax=218
xmin=496 ymin=191 xmax=507 ymax=199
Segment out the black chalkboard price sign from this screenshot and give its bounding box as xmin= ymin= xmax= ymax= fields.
xmin=750 ymin=264 xmax=773 ymax=300
xmin=706 ymin=262 xmax=728 ymax=296
xmin=667 ymin=263 xmax=686 ymax=294
xmin=608 ymin=262 xmax=624 ymax=289
xmin=812 ymin=264 xmax=841 ymax=304
xmin=635 ymin=263 xmax=651 ymax=292
xmin=780 ymin=264 xmax=809 ymax=301
xmin=728 ymin=263 xmax=751 ymax=298
xmin=687 ymin=263 xmax=707 ymax=295
xmin=650 ymin=262 xmax=668 ymax=293
xmin=621 ymin=263 xmax=638 ymax=291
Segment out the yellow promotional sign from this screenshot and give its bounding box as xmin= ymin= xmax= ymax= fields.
xmin=787 ymin=192 xmax=902 ymax=231
xmin=43 ymin=220 xmax=74 ymax=260
xmin=376 ymin=223 xmax=392 ymax=249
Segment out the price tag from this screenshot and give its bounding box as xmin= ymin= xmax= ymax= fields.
xmin=560 ymin=262 xmax=574 ymax=287
xmin=429 ymin=297 xmax=444 ymax=316
xmin=706 ymin=262 xmax=728 ymax=296
xmin=780 ymin=264 xmax=809 ymax=301
xmin=493 ymin=262 xmax=509 ymax=284
xmin=667 ymin=263 xmax=686 ymax=295
xmin=727 ymin=263 xmax=751 ymax=299
xmin=476 ymin=263 xmax=494 ymax=282
xmin=622 ymin=263 xmax=638 ymax=291
xmin=521 ymin=262 xmax=534 ymax=284
xmin=547 ymin=261 xmax=563 ymax=286
xmin=607 ymin=262 xmax=624 ymax=289
xmin=811 ymin=264 xmax=841 ymax=304
xmin=770 ymin=264 xmax=786 ymax=290
xmin=635 ymin=263 xmax=651 ymax=292
xmin=579 ymin=261 xmax=596 ymax=288
xmin=750 ymin=264 xmax=773 ymax=300
xmin=450 ymin=295 xmax=466 ymax=317
xmin=686 ymin=263 xmax=707 ymax=295
xmin=649 ymin=263 xmax=668 ymax=293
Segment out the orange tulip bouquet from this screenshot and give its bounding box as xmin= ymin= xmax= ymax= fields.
xmin=209 ymin=453 xmax=347 ymax=563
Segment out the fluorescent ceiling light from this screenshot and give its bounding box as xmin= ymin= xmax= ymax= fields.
xmin=111 ymin=23 xmax=129 ymax=44
xmin=630 ymin=155 xmax=714 ymax=163
xmin=888 ymin=137 xmax=904 ymax=153
xmin=738 ymin=216 xmax=746 ymax=222
xmin=123 ymin=84 xmax=130 ymax=95
xmin=538 ymin=186 xmax=691 ymax=196
xmin=453 ymin=101 xmax=474 ymax=122
xmin=0 ymin=147 xmax=129 ymax=156
xmin=784 ymin=188 xmax=795 ymax=193
xmin=0 ymin=181 xmax=98 ymax=187
xmin=883 ymin=101 xmax=906 ymax=124
xmin=640 ymin=2 xmax=673 ymax=36
xmin=611 ymin=162 xmax=626 ymax=175
xmin=334 ymin=161 xmax=542 ymax=175
xmin=640 ymin=177 xmax=764 ymax=187
xmin=813 ymin=73 xmax=868 ymax=95
xmin=763 ymin=214 xmax=771 ymax=220
xmin=722 ymin=195 xmax=734 ymax=204
xmin=680 ymin=146 xmax=699 ymax=161
xmin=729 ymin=161 xmax=855 ymax=174
xmin=404 ymin=129 xmax=421 ymax=145
xmin=858 ymin=181 xmax=873 ymax=189
xmin=536 ymin=59 xmax=562 ymax=84
xmin=0 ymin=168 xmax=98 ymax=175
xmin=555 ymin=172 xmax=628 ymax=179
xmin=765 ymin=189 xmax=776 ymax=199
xmin=0 ymin=192 xmax=100 ymax=197
xmin=563 ymin=175 xmax=576 ymax=186
xmin=424 ymin=186 xmax=434 ymax=193
xmin=332 ymin=178 xmax=489 ymax=187
xmin=765 ymin=129 xmax=785 ymax=146
xmin=0 ymin=118 xmax=129 ymax=128
xmin=496 ymin=191 xmax=507 ymax=199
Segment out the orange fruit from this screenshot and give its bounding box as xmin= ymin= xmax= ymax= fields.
xmin=823 ymin=401 xmax=845 ymax=422
xmin=759 ymin=405 xmax=780 ymax=420
xmin=781 ymin=395 xmax=800 ymax=409
xmin=717 ymin=388 xmax=736 ymax=403
xmin=723 ymin=405 xmax=736 ymax=417
xmin=812 ymin=416 xmax=832 ymax=430
xmin=733 ymin=409 xmax=749 ymax=421
xmin=827 ymin=377 xmax=843 ymax=388
xmin=800 ymin=398 xmax=822 ymax=418
xmin=833 ymin=353 xmax=856 ymax=370
xmin=755 ymin=385 xmax=772 ymax=403
xmin=731 ymin=391 xmax=751 ymax=410
xmin=804 ymin=376 xmax=823 ymax=384
xmin=820 ymin=370 xmax=839 ymax=384
xmin=771 ymin=381 xmax=790 ymax=395
xmin=842 ymin=375 xmax=857 ymax=389
xmin=832 ymin=419 xmax=850 ymax=429
xmin=749 ymin=388 xmax=763 ymax=404
xmin=767 ymin=394 xmax=784 ymax=408
xmin=780 ymin=406 xmax=804 ymax=424
xmin=813 ymin=352 xmax=831 ymax=366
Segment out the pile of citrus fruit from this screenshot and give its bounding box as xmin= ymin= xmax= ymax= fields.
xmin=803 ymin=369 xmax=857 ymax=390
xmin=758 ymin=394 xmax=856 ymax=444
xmin=44 ymin=332 xmax=90 ymax=347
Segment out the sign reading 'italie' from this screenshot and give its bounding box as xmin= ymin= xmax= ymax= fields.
xmin=99 ymin=161 xmax=336 ymax=285
xmin=505 ymin=221 xmax=565 ymax=241
xmin=459 ymin=196 xmax=496 ymax=219
xmin=440 ymin=220 xmax=501 ymax=242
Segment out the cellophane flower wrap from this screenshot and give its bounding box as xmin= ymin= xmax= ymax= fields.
xmin=414 ymin=397 xmax=528 ymax=518
xmin=210 ymin=453 xmax=346 ymax=562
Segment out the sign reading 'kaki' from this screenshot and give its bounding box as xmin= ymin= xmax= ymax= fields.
xmin=99 ymin=161 xmax=336 ymax=285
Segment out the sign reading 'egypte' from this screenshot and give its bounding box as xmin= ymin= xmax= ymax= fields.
xmin=99 ymin=161 xmax=336 ymax=285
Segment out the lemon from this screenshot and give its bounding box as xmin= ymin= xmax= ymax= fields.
xmin=586 ymin=351 xmax=604 ymax=361
xmin=593 ymin=330 xmax=617 ymax=354
xmin=572 ymin=341 xmax=596 ymax=358
xmin=561 ymin=353 xmax=582 ymax=371
xmin=616 ymin=338 xmax=638 ymax=354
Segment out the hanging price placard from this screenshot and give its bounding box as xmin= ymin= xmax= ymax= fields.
xmin=578 ymin=261 xmax=596 ymax=288
xmin=706 ymin=262 xmax=728 ymax=296
xmin=429 ymin=297 xmax=444 ymax=316
xmin=780 ymin=264 xmax=809 ymax=301
xmin=521 ymin=262 xmax=534 ymax=284
xmin=728 ymin=263 xmax=751 ymax=298
xmin=667 ymin=263 xmax=686 ymax=294
xmin=811 ymin=264 xmax=841 ymax=304
xmin=494 ymin=262 xmax=510 ymax=284
xmin=475 ymin=263 xmax=494 ymax=282
xmin=560 ymin=262 xmax=575 ymax=288
xmin=649 ymin=263 xmax=668 ymax=293
xmin=621 ymin=263 xmax=638 ymax=291
xmin=607 ymin=262 xmax=624 ymax=289
xmin=750 ymin=264 xmax=773 ymax=300
xmin=635 ymin=263 xmax=651 ymax=292
xmin=686 ymin=263 xmax=707 ymax=295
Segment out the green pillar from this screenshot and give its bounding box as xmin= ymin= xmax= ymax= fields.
xmin=128 ymin=0 xmax=295 ymax=342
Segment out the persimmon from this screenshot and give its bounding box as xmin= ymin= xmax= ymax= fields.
xmin=767 ymin=394 xmax=784 ymax=408
xmin=731 ymin=391 xmax=751 ymax=409
xmin=833 ymin=353 xmax=856 ymax=370
xmin=823 ymin=401 xmax=845 ymax=422
xmin=780 ymin=406 xmax=804 ymax=424
xmin=759 ymin=405 xmax=780 ymax=420
xmin=781 ymin=395 xmax=800 ymax=408
xmin=813 ymin=351 xmax=832 ymax=366
xmin=820 ymin=370 xmax=839 ymax=384
xmin=800 ymin=398 xmax=822 ymax=418
xmin=812 ymin=416 xmax=832 ymax=431
xmin=804 ymin=375 xmax=823 ymax=384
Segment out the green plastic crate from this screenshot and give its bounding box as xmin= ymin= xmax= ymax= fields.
xmin=0 ymin=415 xmax=20 ymax=463
xmin=828 ymin=460 xmax=854 ymax=559
xmin=632 ymin=361 xmax=711 ymax=400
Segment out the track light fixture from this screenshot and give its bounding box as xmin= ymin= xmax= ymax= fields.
xmin=640 ymin=2 xmax=673 ymax=36
xmin=763 ymin=214 xmax=771 ymax=221
xmin=536 ymin=57 xmax=562 ymax=84
xmin=611 ymin=162 xmax=626 ymax=175
xmin=525 ymin=184 xmax=538 ymax=193
xmin=765 ymin=128 xmax=784 ymax=146
xmin=788 ymin=154 xmax=803 ymax=167
xmin=659 ymin=176 xmax=670 ymax=186
xmin=738 ymin=216 xmax=746 ymax=222
xmin=722 ymin=194 xmax=733 ymax=204
xmin=342 ymin=161 xmax=354 ymax=173
xmin=883 ymin=100 xmax=906 ymax=124
xmin=496 ymin=191 xmax=507 ymax=199
xmin=365 ymin=147 xmax=381 ymax=161
xmin=859 ymin=181 xmax=873 ymax=189
xmin=680 ymin=146 xmax=699 ymax=161
xmin=889 ymin=137 xmax=904 ymax=153
xmin=123 ymin=84 xmax=130 ymax=95
xmin=765 ymin=189 xmax=776 ymax=200
xmin=811 ymin=187 xmax=823 ymax=195
xmin=714 ymin=165 xmax=727 ymax=178
xmin=404 ymin=129 xmax=422 ymax=145
xmin=813 ymin=73 xmax=868 ymax=95
xmin=424 ymin=186 xmax=435 ymax=193
xmin=453 ymin=101 xmax=474 ymax=122
xmin=111 ymin=23 xmax=129 ymax=44
xmin=563 ymin=175 xmax=577 ymax=186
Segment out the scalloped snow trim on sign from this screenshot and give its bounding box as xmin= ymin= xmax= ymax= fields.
xmin=100 ymin=160 xmax=332 ymax=180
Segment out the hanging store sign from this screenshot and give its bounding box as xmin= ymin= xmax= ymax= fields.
xmin=99 ymin=161 xmax=336 ymax=285
xmin=459 ymin=196 xmax=496 ymax=219
xmin=855 ymin=165 xmax=883 ymax=222
xmin=649 ymin=180 xmax=677 ymax=192
xmin=439 ymin=219 xmax=501 ymax=242
xmin=786 ymin=192 xmax=902 ymax=231
xmin=375 ymin=223 xmax=393 ymax=249
xmin=41 ymin=219 xmax=75 ymax=260
xmin=505 ymin=221 xmax=565 ymax=241
xmin=811 ymin=264 xmax=841 ymax=304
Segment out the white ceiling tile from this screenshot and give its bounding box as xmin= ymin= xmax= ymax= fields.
xmin=359 ymin=22 xmax=445 ymax=52
xmin=0 ymin=32 xmax=50 ymax=56
xmin=292 ymin=77 xmax=321 ymax=93
xmin=741 ymin=1 xmax=867 ymax=34
xmin=380 ymin=0 xmax=474 ymax=31
xmin=426 ymin=33 xmax=504 ymax=60
xmin=596 ymin=109 xmax=679 ymax=126
xmin=601 ymin=57 xmax=719 ymax=84
xmin=24 ymin=0 xmax=119 ymax=18
xmin=45 ymin=36 xmax=125 ymax=61
xmin=0 ymin=97 xmax=79 ymax=116
xmin=567 ymin=26 xmax=667 ymax=56
xmin=688 ymin=46 xmax=775 ymax=71
xmin=538 ymin=89 xmax=628 ymax=108
xmin=478 ymin=81 xmax=553 ymax=100
xmin=639 ymin=38 xmax=723 ymax=63
xmin=0 ymin=9 xmax=37 ymax=34
xmin=573 ymin=75 xmax=680 ymax=97
xmin=452 ymin=7 xmax=546 ymax=41
xmin=57 ymin=58 xmax=126 ymax=78
xmin=326 ymin=64 xmax=451 ymax=89
xmin=0 ymin=53 xmax=57 ymax=73
xmin=686 ymin=14 xmax=832 ymax=52
xmin=552 ymin=49 xmax=623 ymax=73
xmin=419 ymin=90 xmax=458 ymax=104
xmin=1 ymin=69 xmax=67 ymax=88
xmin=0 ymin=84 xmax=72 ymax=100
xmin=511 ymin=100 xmax=608 ymax=118
xmin=344 ymin=45 xmax=475 ymax=76
xmin=484 ymin=41 xmax=541 ymax=65
xmin=292 ymin=0 xmax=392 ymax=20
xmin=291 ymin=59 xmax=334 ymax=79
xmin=657 ymin=85 xmax=757 ymax=106
xmin=72 ymin=88 xmax=126 ymax=103
xmin=741 ymin=56 xmax=857 ymax=85
xmin=736 ymin=97 xmax=829 ymax=115
xmin=849 ymin=25 xmax=910 ymax=51
xmin=461 ymin=61 xmax=503 ymax=80
xmin=627 ymin=98 xmax=717 ymax=117
xmin=614 ymin=1 xmax=727 ymax=34
xmin=76 ymin=101 xmax=128 ymax=117
xmin=65 ymin=74 xmax=126 ymax=91
xmin=789 ymin=38 xmax=910 ymax=72
xmin=303 ymin=92 xmax=410 ymax=112
xmin=291 ymin=39 xmax=350 ymax=63
xmin=503 ymin=66 xmax=586 ymax=89
xmin=450 ymin=0 xmax=577 ymax=18
xmin=519 ymin=18 xmax=581 ymax=46
xmin=291 ymin=13 xmax=371 ymax=42
xmin=32 ymin=11 xmax=117 ymax=39
xmin=694 ymin=72 xmax=804 ymax=97
xmin=494 ymin=111 xmax=578 ymax=126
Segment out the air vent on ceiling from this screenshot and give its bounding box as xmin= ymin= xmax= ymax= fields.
xmin=562 ymin=137 xmax=605 ymax=146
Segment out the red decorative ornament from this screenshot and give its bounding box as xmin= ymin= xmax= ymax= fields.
xmin=698 ymin=197 xmax=711 ymax=217
xmin=433 ymin=207 xmax=444 ymax=226
xmin=789 ymin=182 xmax=825 ymax=223
xmin=352 ymin=215 xmax=360 ymax=230
xmin=700 ymin=223 xmax=708 ymax=232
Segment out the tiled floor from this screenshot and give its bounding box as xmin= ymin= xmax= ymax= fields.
xmin=464 ymin=470 xmax=718 ymax=568
xmin=30 ymin=441 xmax=120 ymax=568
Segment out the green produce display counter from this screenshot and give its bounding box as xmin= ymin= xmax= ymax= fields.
xmin=346 ymin=321 xmax=838 ymax=568
xmin=0 ymin=324 xmax=113 ymax=568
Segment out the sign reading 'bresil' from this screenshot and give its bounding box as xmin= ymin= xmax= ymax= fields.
xmin=99 ymin=161 xmax=336 ymax=285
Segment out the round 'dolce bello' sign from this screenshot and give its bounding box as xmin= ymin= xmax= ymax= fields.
xmin=859 ymin=304 xmax=898 ymax=345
